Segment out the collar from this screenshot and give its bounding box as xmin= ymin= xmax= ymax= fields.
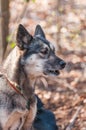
xmin=0 ymin=71 xmax=32 ymax=110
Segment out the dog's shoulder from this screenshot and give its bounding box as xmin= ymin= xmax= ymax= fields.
xmin=0 ymin=82 xmax=27 ymax=128
xmin=0 ymin=74 xmax=26 ymax=112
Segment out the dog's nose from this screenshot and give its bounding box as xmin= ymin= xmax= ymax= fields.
xmin=59 ymin=61 xmax=66 ymax=68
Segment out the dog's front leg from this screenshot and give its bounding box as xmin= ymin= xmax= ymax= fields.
xmin=22 ymin=97 xmax=37 ymax=130
xmin=3 ymin=110 xmax=27 ymax=130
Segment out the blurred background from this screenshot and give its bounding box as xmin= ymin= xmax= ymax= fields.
xmin=0 ymin=0 xmax=86 ymax=129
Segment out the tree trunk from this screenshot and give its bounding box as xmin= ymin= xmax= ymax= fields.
xmin=0 ymin=0 xmax=9 ymax=62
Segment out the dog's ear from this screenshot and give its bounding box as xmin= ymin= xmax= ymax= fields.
xmin=34 ymin=25 xmax=46 ymax=38
xmin=16 ymin=24 xmax=33 ymax=50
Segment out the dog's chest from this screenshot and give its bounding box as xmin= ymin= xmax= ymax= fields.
xmin=22 ymin=104 xmax=37 ymax=129
xmin=2 ymin=98 xmax=37 ymax=130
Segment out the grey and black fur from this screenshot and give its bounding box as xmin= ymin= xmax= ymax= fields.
xmin=0 ymin=24 xmax=66 ymax=130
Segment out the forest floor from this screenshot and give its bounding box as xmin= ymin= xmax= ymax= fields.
xmin=8 ymin=0 xmax=86 ymax=129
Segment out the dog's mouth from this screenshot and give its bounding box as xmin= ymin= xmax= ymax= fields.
xmin=43 ymin=69 xmax=60 ymax=76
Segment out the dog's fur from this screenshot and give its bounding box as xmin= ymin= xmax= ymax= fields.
xmin=34 ymin=96 xmax=58 ymax=130
xmin=0 ymin=24 xmax=66 ymax=130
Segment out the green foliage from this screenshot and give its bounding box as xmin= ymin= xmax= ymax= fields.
xmin=6 ymin=35 xmax=16 ymax=49
xmin=10 ymin=42 xmax=16 ymax=48
xmin=23 ymin=0 xmax=36 ymax=3
xmin=24 ymin=0 xmax=30 ymax=2
xmin=6 ymin=35 xmax=12 ymax=43
xmin=32 ymin=0 xmax=36 ymax=2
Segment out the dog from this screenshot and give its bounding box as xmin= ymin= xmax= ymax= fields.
xmin=34 ymin=95 xmax=58 ymax=130
xmin=0 ymin=24 xmax=66 ymax=130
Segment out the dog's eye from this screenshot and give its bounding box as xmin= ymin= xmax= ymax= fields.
xmin=40 ymin=48 xmax=48 ymax=55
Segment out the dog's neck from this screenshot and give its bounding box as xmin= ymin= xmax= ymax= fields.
xmin=3 ymin=47 xmax=36 ymax=99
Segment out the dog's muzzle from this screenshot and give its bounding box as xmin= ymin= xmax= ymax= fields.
xmin=43 ymin=60 xmax=66 ymax=76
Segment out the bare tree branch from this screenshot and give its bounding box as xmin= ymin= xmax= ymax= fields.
xmin=65 ymin=105 xmax=82 ymax=130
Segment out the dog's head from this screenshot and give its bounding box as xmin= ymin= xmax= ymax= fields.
xmin=17 ymin=24 xmax=66 ymax=78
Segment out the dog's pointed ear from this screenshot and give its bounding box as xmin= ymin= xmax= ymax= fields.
xmin=16 ymin=24 xmax=33 ymax=50
xmin=34 ymin=25 xmax=46 ymax=38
